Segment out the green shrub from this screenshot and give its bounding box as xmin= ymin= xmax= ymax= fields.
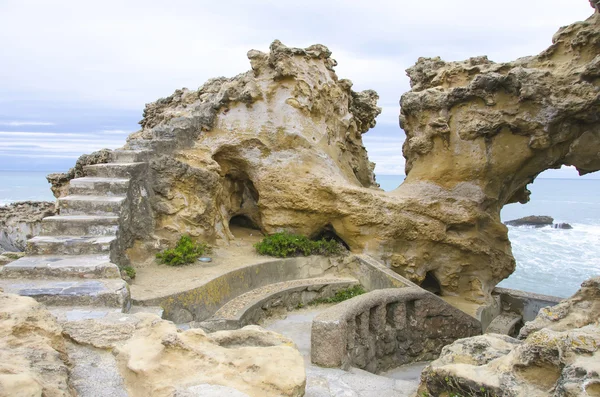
xmin=121 ymin=265 xmax=136 ymax=279
xmin=309 ymin=285 xmax=366 ymax=305
xmin=156 ymin=235 xmax=209 ymax=266
xmin=254 ymin=232 xmax=344 ymax=258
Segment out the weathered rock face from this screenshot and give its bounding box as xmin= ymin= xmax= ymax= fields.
xmin=416 ymin=277 xmax=600 ymax=397
xmin=111 ymin=316 xmax=306 ymax=397
xmin=0 ymin=201 xmax=56 ymax=253
xmin=0 ymin=291 xmax=73 ymax=397
xmin=47 ymin=149 xmax=112 ymax=198
xmin=51 ymin=11 xmax=599 ymax=303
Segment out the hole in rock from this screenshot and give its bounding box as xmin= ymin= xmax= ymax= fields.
xmin=313 ymin=224 xmax=350 ymax=250
xmin=229 ymin=214 xmax=261 ymax=230
xmin=421 ymin=271 xmax=442 ymax=295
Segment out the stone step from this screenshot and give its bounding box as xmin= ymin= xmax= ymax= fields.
xmin=58 ymin=195 xmax=126 ymax=216
xmin=127 ymin=138 xmax=177 ymax=152
xmin=198 ymin=277 xmax=359 ymax=331
xmin=41 ymin=215 xmax=119 ymax=236
xmin=69 ymin=177 xmax=130 ymax=196
xmin=111 ymin=149 xmax=151 ymax=163
xmin=0 ymin=278 xmax=130 ymax=310
xmin=486 ymin=312 xmax=523 ymax=336
xmin=83 ymin=162 xmax=146 ymax=179
xmin=0 ymin=254 xmax=120 ymax=279
xmin=27 ymin=236 xmax=116 ymax=256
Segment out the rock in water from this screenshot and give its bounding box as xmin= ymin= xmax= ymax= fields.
xmin=416 ymin=277 xmax=600 ymax=397
xmin=505 ymin=215 xmax=554 ymax=227
xmin=51 ymin=11 xmax=600 ymax=304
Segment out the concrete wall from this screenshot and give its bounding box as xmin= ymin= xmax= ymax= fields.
xmin=311 ymin=288 xmax=481 ymax=373
xmin=493 ymin=287 xmax=562 ymax=322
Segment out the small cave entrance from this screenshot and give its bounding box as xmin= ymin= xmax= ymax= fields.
xmin=421 ymin=271 xmax=442 ymax=295
xmin=229 ymin=214 xmax=261 ymax=231
xmin=313 ymin=224 xmax=350 ymax=250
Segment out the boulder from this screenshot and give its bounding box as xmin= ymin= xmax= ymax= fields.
xmin=416 ymin=277 xmax=600 ymax=396
xmin=505 ymin=216 xmax=554 ymax=227
xmin=0 ymin=291 xmax=73 ymax=397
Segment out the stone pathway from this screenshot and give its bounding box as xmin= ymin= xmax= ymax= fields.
xmin=264 ymin=307 xmax=427 ymax=397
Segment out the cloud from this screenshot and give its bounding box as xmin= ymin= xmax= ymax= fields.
xmin=0 ymin=121 xmax=55 ymax=126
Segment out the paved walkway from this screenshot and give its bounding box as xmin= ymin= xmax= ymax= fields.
xmin=264 ymin=306 xmax=427 ymax=397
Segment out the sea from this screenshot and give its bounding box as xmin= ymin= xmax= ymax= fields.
xmin=1 ymin=171 xmax=599 ymax=299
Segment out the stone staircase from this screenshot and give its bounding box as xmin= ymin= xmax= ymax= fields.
xmin=0 ymin=150 xmax=150 ymax=314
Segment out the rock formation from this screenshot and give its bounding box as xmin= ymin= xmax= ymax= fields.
xmin=0 ymin=291 xmax=73 ymax=397
xmin=416 ymin=277 xmax=600 ymax=396
xmin=48 ymin=12 xmax=600 ymax=304
xmin=0 ymin=201 xmax=56 ymax=253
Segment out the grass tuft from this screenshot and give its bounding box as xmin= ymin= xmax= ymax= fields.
xmin=156 ymin=235 xmax=210 ymax=266
xmin=254 ymin=232 xmax=344 ymax=258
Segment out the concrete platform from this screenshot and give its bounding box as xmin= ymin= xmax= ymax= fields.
xmin=0 ymin=254 xmax=120 ymax=279
xmin=58 ymin=195 xmax=126 ymax=216
xmin=41 ymin=215 xmax=119 ymax=236
xmin=27 ymin=235 xmax=116 ymax=255
xmin=69 ymin=177 xmax=130 ymax=196
xmin=0 ymin=278 xmax=130 ymax=309
xmin=486 ymin=312 xmax=523 ymax=336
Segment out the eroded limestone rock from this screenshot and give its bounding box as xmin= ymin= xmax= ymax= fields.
xmin=0 ymin=201 xmax=56 ymax=253
xmin=47 ymin=149 xmax=112 ymax=198
xmin=0 ymin=291 xmax=73 ymax=397
xmin=416 ymin=277 xmax=600 ymax=397
xmin=53 ymin=11 xmax=599 ymax=304
xmin=113 ymin=317 xmax=306 ymax=397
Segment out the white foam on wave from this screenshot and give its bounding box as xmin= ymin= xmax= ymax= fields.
xmin=500 ymin=223 xmax=600 ymax=297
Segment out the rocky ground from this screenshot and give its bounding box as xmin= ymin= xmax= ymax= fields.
xmin=0 ymin=289 xmax=306 ymax=397
xmin=0 ymin=201 xmax=55 ymax=254
xmin=417 ymin=277 xmax=600 ymax=397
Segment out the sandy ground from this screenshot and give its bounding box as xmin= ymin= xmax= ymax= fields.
xmin=129 ymin=226 xmax=267 ymax=301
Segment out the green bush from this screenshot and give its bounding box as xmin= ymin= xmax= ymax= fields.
xmin=309 ymin=285 xmax=366 ymax=305
xmin=122 ymin=265 xmax=136 ymax=279
xmin=254 ymin=232 xmax=344 ymax=258
xmin=156 ymin=235 xmax=209 ymax=266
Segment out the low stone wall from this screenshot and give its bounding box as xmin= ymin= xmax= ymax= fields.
xmin=493 ymin=287 xmax=561 ymax=322
xmin=136 ymin=256 xmax=344 ymax=322
xmin=311 ymin=288 xmax=481 ymax=373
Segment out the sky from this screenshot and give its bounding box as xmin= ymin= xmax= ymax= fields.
xmin=0 ymin=0 xmax=597 ymax=179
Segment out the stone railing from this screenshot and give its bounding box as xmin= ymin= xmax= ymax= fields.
xmin=311 ymin=288 xmax=481 ymax=373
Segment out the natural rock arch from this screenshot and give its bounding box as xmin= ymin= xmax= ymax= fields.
xmin=50 ymin=11 xmax=598 ymax=305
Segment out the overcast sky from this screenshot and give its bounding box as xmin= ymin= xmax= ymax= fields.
xmin=0 ymin=0 xmax=596 ymax=179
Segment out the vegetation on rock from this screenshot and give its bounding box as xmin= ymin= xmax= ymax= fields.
xmin=254 ymin=232 xmax=344 ymax=258
xmin=156 ymin=235 xmax=210 ymax=266
xmin=309 ymin=285 xmax=366 ymax=305
xmin=121 ymin=265 xmax=136 ymax=279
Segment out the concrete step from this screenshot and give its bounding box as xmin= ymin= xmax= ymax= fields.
xmin=0 ymin=254 xmax=120 ymax=279
xmin=27 ymin=236 xmax=116 ymax=256
xmin=111 ymin=149 xmax=151 ymax=163
xmin=59 ymin=195 xmax=126 ymax=216
xmin=41 ymin=215 xmax=119 ymax=236
xmin=198 ymin=277 xmax=359 ymax=331
xmin=486 ymin=312 xmax=523 ymax=336
xmin=0 ymin=278 xmax=130 ymax=310
xmin=83 ymin=162 xmax=145 ymax=179
xmin=69 ymin=177 xmax=130 ymax=196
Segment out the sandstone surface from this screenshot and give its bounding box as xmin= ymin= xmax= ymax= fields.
xmin=0 ymin=201 xmax=56 ymax=253
xmin=48 ymin=12 xmax=600 ymax=305
xmin=416 ymin=277 xmax=600 ymax=397
xmin=60 ymin=311 xmax=307 ymax=397
xmin=0 ymin=291 xmax=73 ymax=397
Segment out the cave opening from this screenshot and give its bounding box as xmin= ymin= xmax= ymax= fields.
xmin=229 ymin=214 xmax=261 ymax=231
xmin=421 ymin=271 xmax=442 ymax=295
xmin=313 ymin=224 xmax=350 ymax=250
